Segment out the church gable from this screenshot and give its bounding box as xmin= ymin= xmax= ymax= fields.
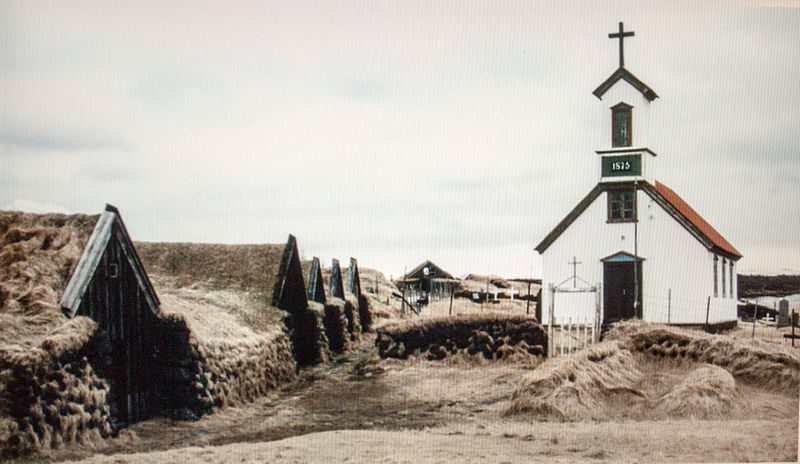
xmin=536 ymin=181 xmax=741 ymax=261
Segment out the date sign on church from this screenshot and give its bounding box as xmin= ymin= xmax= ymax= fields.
xmin=602 ymin=154 xmax=642 ymax=177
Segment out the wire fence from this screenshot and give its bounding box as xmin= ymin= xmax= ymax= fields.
xmin=545 ymin=287 xmax=800 ymax=355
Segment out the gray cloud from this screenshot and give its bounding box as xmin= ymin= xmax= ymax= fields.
xmin=1 ymin=0 xmax=797 ymax=277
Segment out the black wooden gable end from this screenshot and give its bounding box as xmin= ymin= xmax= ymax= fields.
xmin=348 ymin=257 xmax=361 ymax=296
xmin=307 ymin=256 xmax=326 ymax=304
xmin=329 ymin=258 xmax=345 ymax=299
xmin=60 ymin=204 xmax=159 ymax=317
xmin=405 ymin=260 xmax=454 ymax=281
xmin=272 ymin=234 xmax=308 ymax=313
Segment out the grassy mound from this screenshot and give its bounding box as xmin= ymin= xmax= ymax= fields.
xmin=507 ymin=321 xmax=800 ymax=422
xmin=376 ymin=314 xmax=546 ymax=362
xmin=156 ymin=299 xmax=296 ymax=415
xmin=134 ymin=242 xmax=284 ymax=297
xmin=505 ymin=341 xmax=643 ymax=421
xmin=656 ymin=365 xmax=736 ymax=418
xmin=606 ymin=320 xmax=800 ymax=390
xmin=0 ymin=211 xmax=98 ymax=346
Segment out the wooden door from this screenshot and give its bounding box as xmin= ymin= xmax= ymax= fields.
xmin=603 ymin=261 xmax=641 ymax=322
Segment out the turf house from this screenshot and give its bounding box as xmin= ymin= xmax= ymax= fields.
xmin=536 ymin=23 xmax=742 ymax=329
xmin=0 ymin=207 xmax=320 ymax=456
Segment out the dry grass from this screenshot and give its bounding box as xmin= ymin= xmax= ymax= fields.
xmin=135 ymin=241 xmax=285 ymax=298
xmin=0 ymin=211 xmax=113 ymax=456
xmin=507 ymin=320 xmax=800 ymax=422
xmin=656 ymin=364 xmax=737 ymax=418
xmin=606 ymin=320 xmax=800 ymax=390
xmin=506 ymin=341 xmax=644 ymax=421
xmin=0 ymin=211 xmax=98 ymax=346
xmin=420 ymin=298 xmax=532 ymax=319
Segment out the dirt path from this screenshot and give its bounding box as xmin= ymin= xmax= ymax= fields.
xmin=37 ymin=334 xmax=525 ymax=463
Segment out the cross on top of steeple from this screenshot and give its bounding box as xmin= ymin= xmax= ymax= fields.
xmin=608 ymin=21 xmax=635 ymax=68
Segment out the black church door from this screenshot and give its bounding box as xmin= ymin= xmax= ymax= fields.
xmin=603 ymin=260 xmax=642 ymax=323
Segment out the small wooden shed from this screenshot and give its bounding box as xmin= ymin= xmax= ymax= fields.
xmin=398 ymin=260 xmax=458 ymax=304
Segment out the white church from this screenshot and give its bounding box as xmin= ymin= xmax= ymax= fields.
xmin=536 ymin=23 xmax=741 ymax=329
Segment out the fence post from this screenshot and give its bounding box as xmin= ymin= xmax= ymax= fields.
xmin=548 ymin=284 xmax=554 ymax=357
xmin=401 ymin=266 xmax=407 ymax=316
xmin=752 ymin=304 xmax=757 ymax=338
xmin=594 ymin=283 xmax=601 ymax=344
xmin=667 ymin=288 xmax=671 ymax=324
xmin=448 ymin=286 xmax=454 ymax=316
xmin=584 ymin=318 xmax=588 ymax=348
xmin=526 ymin=282 xmax=531 ymax=315
xmin=792 ymin=310 xmax=797 ymax=347
xmin=705 ymin=296 xmax=711 ymax=331
xmin=568 ymin=318 xmax=573 ymax=354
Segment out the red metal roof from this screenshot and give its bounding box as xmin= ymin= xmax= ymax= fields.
xmin=654 ymin=181 xmax=742 ymax=259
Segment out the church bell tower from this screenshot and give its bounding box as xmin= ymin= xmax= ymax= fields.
xmin=593 ymin=22 xmax=658 ymax=184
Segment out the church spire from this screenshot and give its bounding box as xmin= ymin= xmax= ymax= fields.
xmin=594 ymin=22 xmax=658 ymax=184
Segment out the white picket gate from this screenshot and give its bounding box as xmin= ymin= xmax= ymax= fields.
xmin=547 ymin=279 xmax=602 ymax=357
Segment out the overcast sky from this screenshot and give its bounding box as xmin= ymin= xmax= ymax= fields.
xmin=2 ymin=1 xmax=798 ymax=278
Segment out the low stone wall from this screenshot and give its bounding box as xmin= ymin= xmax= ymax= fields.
xmin=283 ymin=304 xmax=329 ymax=368
xmin=357 ymin=294 xmax=372 ymax=332
xmin=376 ymin=314 xmax=547 ymax=361
xmin=343 ymin=296 xmax=361 ymax=341
xmin=323 ymin=299 xmax=350 ymax=354
xmin=0 ymin=318 xmax=112 ymax=457
xmin=155 ymin=312 xmax=297 ymax=415
xmin=1 ymin=310 xmax=299 ymax=458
